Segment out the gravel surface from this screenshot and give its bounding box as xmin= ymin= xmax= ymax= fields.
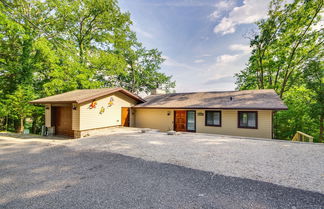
xmin=0 ymin=136 xmax=324 ymax=209
xmin=61 ymin=129 xmax=324 ymax=194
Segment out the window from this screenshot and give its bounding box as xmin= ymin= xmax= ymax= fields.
xmin=205 ymin=111 xmax=221 ymax=126
xmin=186 ymin=111 xmax=196 ymax=131
xmin=238 ymin=111 xmax=258 ymax=129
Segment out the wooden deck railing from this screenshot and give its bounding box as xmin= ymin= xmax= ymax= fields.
xmin=292 ymin=131 xmax=314 ymax=142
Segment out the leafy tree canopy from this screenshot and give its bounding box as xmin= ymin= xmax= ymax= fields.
xmin=0 ymin=0 xmax=175 ymax=133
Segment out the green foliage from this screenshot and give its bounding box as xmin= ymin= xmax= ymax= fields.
xmin=236 ymin=0 xmax=323 ymax=96
xmin=6 ymin=86 xmax=35 ymax=120
xmin=275 ymin=86 xmax=319 ymax=140
xmin=0 ymin=0 xmax=175 ymax=133
xmin=118 ymin=48 xmax=175 ymax=94
xmin=303 ymin=60 xmax=324 ymax=142
xmin=235 ymin=0 xmax=323 ymax=142
xmin=5 ymin=85 xmax=36 ymax=132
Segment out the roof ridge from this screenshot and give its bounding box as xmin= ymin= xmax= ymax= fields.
xmin=79 ymin=87 xmax=119 ymax=90
xmin=148 ymin=89 xmax=275 ymax=96
xmin=137 ymin=89 xmax=287 ymax=110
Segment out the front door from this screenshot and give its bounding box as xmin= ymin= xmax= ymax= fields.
xmin=121 ymin=107 xmax=130 ymax=127
xmin=174 ymin=110 xmax=187 ymax=132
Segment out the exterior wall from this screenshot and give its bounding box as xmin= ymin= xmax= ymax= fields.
xmin=78 ymin=92 xmax=137 ymax=131
xmin=135 ymin=108 xmax=273 ymax=139
xmin=135 ymin=109 xmax=174 ymax=131
xmin=196 ymin=109 xmax=272 ymax=139
xmin=45 ymin=104 xmax=51 ymax=127
xmin=72 ymin=103 xmax=80 ymax=130
xmin=74 ymin=126 xmax=120 ymax=138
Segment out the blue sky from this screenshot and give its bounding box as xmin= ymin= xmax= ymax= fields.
xmin=119 ymin=0 xmax=270 ymax=92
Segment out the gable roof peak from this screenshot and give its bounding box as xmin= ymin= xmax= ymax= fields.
xmin=30 ymin=87 xmax=145 ymax=104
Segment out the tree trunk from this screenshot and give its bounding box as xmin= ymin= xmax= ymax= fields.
xmin=130 ymin=62 xmax=136 ymax=93
xmin=32 ymin=117 xmax=37 ymax=134
xmin=16 ymin=118 xmax=24 ymax=133
xmin=6 ymin=115 xmax=8 ymax=131
xmin=79 ymin=42 xmax=84 ymax=64
xmin=31 ymin=114 xmax=40 ymax=134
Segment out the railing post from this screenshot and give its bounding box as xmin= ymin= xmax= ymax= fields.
xmin=292 ymin=131 xmax=313 ymax=143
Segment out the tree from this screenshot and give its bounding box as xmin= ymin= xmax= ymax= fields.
xmin=6 ymin=86 xmax=36 ymax=133
xmin=41 ymin=0 xmax=175 ymax=94
xmin=303 ymin=60 xmax=324 ymax=142
xmin=235 ymin=0 xmax=323 ymax=97
xmin=274 ymin=86 xmax=319 ymax=140
xmin=0 ymin=0 xmax=175 ymax=133
xmin=0 ymin=0 xmax=33 ymax=95
xmin=118 ymin=45 xmax=175 ymax=94
xmin=0 ymin=91 xmax=10 ymax=131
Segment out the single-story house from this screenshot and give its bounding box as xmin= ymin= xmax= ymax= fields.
xmin=30 ymin=87 xmax=287 ymax=139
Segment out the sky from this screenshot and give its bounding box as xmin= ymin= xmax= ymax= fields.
xmin=119 ymin=0 xmax=271 ymax=92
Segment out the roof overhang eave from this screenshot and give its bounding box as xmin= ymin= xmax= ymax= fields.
xmin=29 ymin=101 xmax=76 ymax=104
xmin=29 ymin=88 xmax=145 ymax=105
xmin=133 ymin=106 xmax=288 ymax=110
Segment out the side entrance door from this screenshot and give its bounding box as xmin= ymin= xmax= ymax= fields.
xmin=174 ymin=110 xmax=187 ymax=132
xmin=121 ymin=107 xmax=130 ymax=127
xmin=52 ymin=106 xmax=74 ymax=137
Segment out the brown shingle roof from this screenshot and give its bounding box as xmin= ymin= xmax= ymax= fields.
xmin=30 ymin=87 xmax=145 ymax=104
xmin=134 ymin=89 xmax=287 ymax=110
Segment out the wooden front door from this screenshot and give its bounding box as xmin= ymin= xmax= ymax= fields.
xmin=174 ymin=110 xmax=187 ymax=132
xmin=121 ymin=107 xmax=130 ymax=127
xmin=52 ymin=106 xmax=73 ymax=137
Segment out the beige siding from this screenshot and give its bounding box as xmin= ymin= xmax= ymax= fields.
xmin=45 ymin=104 xmax=51 ymax=127
xmin=79 ymin=92 xmax=137 ymax=131
xmin=72 ymin=103 xmax=80 ymax=130
xmin=135 ymin=109 xmax=273 ymax=139
xmin=196 ymin=109 xmax=272 ymax=138
xmin=135 ymin=109 xmax=174 ymax=131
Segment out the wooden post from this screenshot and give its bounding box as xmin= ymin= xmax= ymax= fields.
xmin=292 ymin=131 xmax=314 ymax=143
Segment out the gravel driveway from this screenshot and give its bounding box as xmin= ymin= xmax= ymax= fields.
xmin=62 ymin=129 xmax=324 ymax=194
xmin=0 ymin=132 xmax=323 ymax=209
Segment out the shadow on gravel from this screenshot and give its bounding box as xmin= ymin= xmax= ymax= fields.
xmin=0 ymin=140 xmax=323 ymax=209
xmin=0 ymin=132 xmax=69 ymax=140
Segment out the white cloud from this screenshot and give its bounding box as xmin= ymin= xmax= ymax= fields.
xmin=214 ymin=0 xmax=270 ymax=35
xmin=215 ymin=54 xmax=240 ymax=65
xmin=161 ymin=44 xmax=252 ymax=91
xmin=205 ymin=46 xmax=252 ymax=86
xmin=162 ymin=44 xmax=253 ymax=92
xmin=194 ymin=59 xmax=205 ymax=63
xmin=201 ymin=54 xmax=212 ymax=57
xmin=209 ymin=0 xmax=236 ymax=21
xmin=209 ymin=10 xmax=221 ymax=21
xmin=229 ymin=44 xmax=251 ymax=54
xmin=215 ymin=0 xmax=235 ymax=9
